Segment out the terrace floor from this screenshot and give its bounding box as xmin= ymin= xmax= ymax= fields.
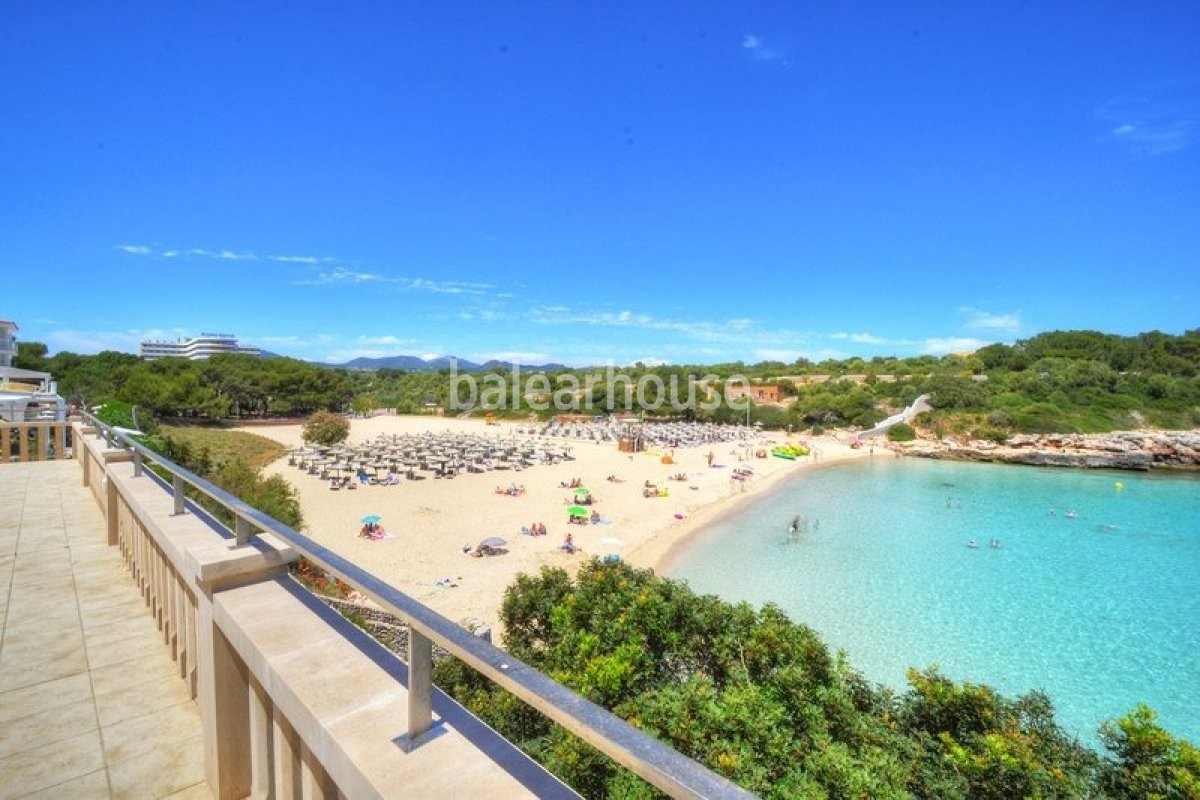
xmin=0 ymin=460 xmax=208 ymax=799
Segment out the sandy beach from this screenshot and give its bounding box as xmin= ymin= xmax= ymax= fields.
xmin=244 ymin=415 xmax=871 ymax=635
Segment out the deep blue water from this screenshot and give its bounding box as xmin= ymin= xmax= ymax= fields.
xmin=668 ymin=457 xmax=1200 ymax=746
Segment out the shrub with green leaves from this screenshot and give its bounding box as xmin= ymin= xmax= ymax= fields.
xmin=302 ymin=410 xmax=350 ymax=445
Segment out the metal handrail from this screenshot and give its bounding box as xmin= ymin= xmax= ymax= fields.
xmin=83 ymin=413 xmax=754 ymax=799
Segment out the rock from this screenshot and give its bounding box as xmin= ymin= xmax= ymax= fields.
xmin=893 ymin=430 xmax=1200 ymax=472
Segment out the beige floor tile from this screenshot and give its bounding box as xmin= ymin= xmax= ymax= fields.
xmin=93 ymin=671 xmax=193 ymax=728
xmin=80 ymin=595 xmax=150 ymax=632
xmin=0 ymin=696 xmax=99 ymax=758
xmin=0 ymin=672 xmax=93 ymax=725
xmin=71 ymin=557 xmax=127 ymax=579
xmin=84 ymin=612 xmax=160 ymax=650
xmin=88 ymin=654 xmax=179 ymax=698
xmin=101 ymin=699 xmax=202 ymax=766
xmin=0 ymin=645 xmax=89 ymax=693
xmin=7 ymin=569 xmax=77 ymax=596
xmin=0 ymin=728 xmax=105 ymax=799
xmin=9 ymin=551 xmax=72 ymax=571
xmin=86 ymin=626 xmax=171 ymax=671
xmin=68 ymin=541 xmax=114 ymax=560
xmin=73 ymin=576 xmax=135 ymax=600
xmin=1 ymin=598 xmax=81 ymax=629
xmin=79 ymin=587 xmax=148 ymax=616
xmin=159 ymin=781 xmax=213 ymax=799
xmin=0 ymin=623 xmax=86 ymax=664
xmin=15 ymin=768 xmax=111 ymax=800
xmin=107 ymin=731 xmax=205 ymax=800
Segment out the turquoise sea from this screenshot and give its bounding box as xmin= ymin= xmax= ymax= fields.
xmin=667 ymin=457 xmax=1200 ymax=747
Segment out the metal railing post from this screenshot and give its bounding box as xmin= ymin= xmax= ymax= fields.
xmin=235 ymin=515 xmax=253 ymax=545
xmin=172 ymin=475 xmax=186 ymax=515
xmin=396 ymin=626 xmax=436 ymax=752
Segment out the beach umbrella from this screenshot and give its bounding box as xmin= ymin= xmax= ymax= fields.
xmin=567 ymin=505 xmax=589 ymax=517
xmin=573 ymin=487 xmax=590 ymax=496
xmin=480 ymin=536 xmax=507 ymax=548
xmin=360 ymin=514 xmax=382 ymax=525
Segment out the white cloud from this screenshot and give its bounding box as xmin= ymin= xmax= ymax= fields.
xmin=115 ymin=243 xmax=297 ymax=261
xmin=1096 ymin=93 xmax=1196 ymax=156
xmin=45 ymin=327 xmax=175 ymax=354
xmin=458 ymin=309 xmax=511 ymax=322
xmin=830 ymin=331 xmax=888 ymax=345
xmin=292 ymin=268 xmax=394 ymax=285
xmin=740 ymin=32 xmax=786 ymax=63
xmin=525 ymin=304 xmax=818 ymax=351
xmin=467 ymin=351 xmax=554 ymax=365
xmin=753 ymin=349 xmax=801 ymax=363
xmin=354 ymin=335 xmax=413 ymax=347
xmin=318 ymin=349 xmax=391 ymax=363
xmin=216 ymin=249 xmax=257 ymax=261
xmin=920 ymin=337 xmax=987 ymax=355
xmin=256 ymin=335 xmax=305 ymax=347
xmin=960 ymin=308 xmax=1021 ymax=333
xmin=1105 ymin=120 xmax=1194 ymax=156
xmin=403 ymin=277 xmax=492 ymax=295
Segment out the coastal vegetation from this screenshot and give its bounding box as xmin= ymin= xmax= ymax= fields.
xmin=93 ymin=401 xmax=303 ymax=530
xmin=434 ymin=559 xmax=1199 ymax=799
xmin=301 ymin=409 xmax=351 ymax=445
xmin=25 ymin=329 xmax=1200 ymax=439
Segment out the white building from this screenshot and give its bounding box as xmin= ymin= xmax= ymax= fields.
xmin=0 ymin=319 xmax=68 ymax=423
xmin=0 ymin=318 xmax=16 ymax=368
xmin=140 ymin=333 xmax=261 ymax=360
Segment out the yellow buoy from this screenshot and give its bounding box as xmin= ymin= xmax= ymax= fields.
xmin=1115 ymin=481 xmax=1124 ymax=491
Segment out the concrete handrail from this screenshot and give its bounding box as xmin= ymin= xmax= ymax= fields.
xmin=83 ymin=412 xmax=754 ymax=799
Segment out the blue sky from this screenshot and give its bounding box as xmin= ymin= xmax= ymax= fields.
xmin=2 ymin=3 xmax=1197 ymax=367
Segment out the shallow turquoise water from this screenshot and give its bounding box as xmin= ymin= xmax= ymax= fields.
xmin=668 ymin=458 xmax=1200 ymax=746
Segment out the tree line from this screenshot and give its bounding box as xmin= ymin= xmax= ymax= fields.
xmin=15 ymin=328 xmax=1200 ymax=435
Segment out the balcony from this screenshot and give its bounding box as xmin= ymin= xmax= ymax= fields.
xmin=0 ymin=422 xmax=752 ymax=799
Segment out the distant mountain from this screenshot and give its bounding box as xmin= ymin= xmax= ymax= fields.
xmin=324 ymin=355 xmax=571 ymax=372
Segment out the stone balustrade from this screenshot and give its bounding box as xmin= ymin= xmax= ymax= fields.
xmin=2 ymin=420 xmax=72 ymax=463
xmin=73 ymin=417 xmax=753 ymax=800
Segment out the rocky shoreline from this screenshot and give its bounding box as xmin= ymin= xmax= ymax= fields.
xmin=890 ymin=430 xmax=1200 ymax=472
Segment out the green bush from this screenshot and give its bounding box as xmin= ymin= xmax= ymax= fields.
xmin=972 ymin=426 xmax=1010 ymax=444
xmin=94 ymin=400 xmax=159 ymax=434
xmin=302 ymin=410 xmax=350 ymax=445
xmin=431 ymin=561 xmax=1195 ymax=798
xmin=887 ymin=422 xmax=916 ymax=441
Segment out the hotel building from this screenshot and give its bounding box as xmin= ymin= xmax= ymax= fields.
xmin=140 ymin=332 xmax=261 ymax=360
